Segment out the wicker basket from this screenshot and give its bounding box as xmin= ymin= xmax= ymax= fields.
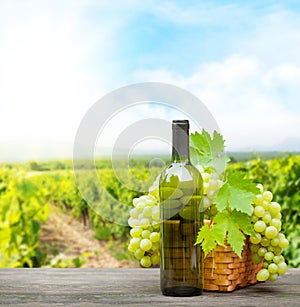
xmin=203 ymin=240 xmax=262 ymax=292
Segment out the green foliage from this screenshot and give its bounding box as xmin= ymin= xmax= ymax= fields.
xmin=215 ymin=172 xmax=259 ymax=215
xmin=2 ymin=153 xmax=299 ymax=268
xmin=190 ymin=129 xmax=228 ymax=173
xmin=0 ymin=168 xmax=50 ymax=267
xmin=196 ymin=209 xmax=255 ymax=257
xmin=192 ymin=129 xmax=258 ymax=257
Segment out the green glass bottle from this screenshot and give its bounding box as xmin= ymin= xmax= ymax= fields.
xmin=159 ymin=120 xmax=203 ymax=297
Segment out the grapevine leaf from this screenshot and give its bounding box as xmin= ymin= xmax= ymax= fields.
xmin=214 ymin=210 xmax=254 ymax=257
xmin=195 ymin=225 xmax=217 ymax=256
xmin=215 ymin=184 xmax=230 ymax=212
xmin=211 ymin=131 xmax=225 ymax=157
xmin=230 ymin=187 xmax=256 ymax=215
xmin=231 ymin=210 xmax=256 ymax=237
xmin=190 ymin=129 xmax=228 ymax=173
xmin=227 ymin=172 xmax=259 ymax=194
xmin=227 ymin=221 xmax=245 ymax=258
xmin=195 ymin=222 xmax=226 ymax=257
xmin=214 ymin=171 xmax=259 ymax=215
xmin=213 ymin=209 xmax=229 ymax=224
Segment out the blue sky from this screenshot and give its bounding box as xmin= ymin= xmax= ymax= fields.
xmin=1 ymin=0 xmax=300 ymax=161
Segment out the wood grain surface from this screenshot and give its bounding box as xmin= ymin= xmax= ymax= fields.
xmin=0 ymin=268 xmax=299 ymax=306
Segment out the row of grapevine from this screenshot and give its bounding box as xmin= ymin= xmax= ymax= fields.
xmin=24 ymin=162 xmax=163 ymax=240
xmin=0 ymin=168 xmax=49 ymax=267
xmin=1 ymin=155 xmax=299 ymax=268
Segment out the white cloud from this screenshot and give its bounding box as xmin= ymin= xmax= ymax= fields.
xmin=0 ymin=0 xmax=119 ymax=144
xmin=133 ymin=54 xmax=300 ymax=150
xmin=1 ymin=0 xmax=300 ymax=161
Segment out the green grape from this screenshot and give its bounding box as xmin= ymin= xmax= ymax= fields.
xmin=260 ymin=237 xmax=270 ymax=247
xmin=140 ymin=256 xmax=152 ymax=268
xmin=278 ymin=255 xmax=285 ymax=263
xmin=271 ymin=237 xmax=279 ymax=247
xmin=151 ymin=253 xmax=160 ymax=265
xmin=262 ymin=212 xmax=272 ymax=224
xmin=132 ymin=197 xmax=140 ymax=207
xmin=134 ymin=248 xmax=145 ymax=260
xmin=264 ymin=251 xmax=274 ymax=262
xmin=152 ymin=207 xmax=160 ymax=221
xmin=136 ymin=201 xmax=146 ymax=211
xmin=141 ymin=230 xmax=151 ymax=238
xmin=278 ymin=237 xmax=289 ymax=249
xmin=139 ymin=218 xmax=150 ymax=229
xmin=273 ymin=255 xmax=281 ymax=264
xmin=262 ymin=200 xmax=270 ymax=210
xmin=263 ymin=191 xmax=273 ymax=202
xmin=274 ymin=246 xmax=282 ymax=256
xmin=127 ymin=244 xmax=135 ymax=253
xmin=130 ymin=227 xmax=142 ymax=238
xmin=256 ymin=183 xmax=264 ymax=193
xmin=128 ymin=217 xmax=139 ymax=228
xmin=269 ymin=202 xmax=281 ymax=217
xmin=250 ymin=233 xmax=261 ymax=244
xmin=268 ymin=263 xmax=278 ymax=274
xmin=258 ymin=247 xmax=267 ymax=257
xmin=254 ymin=206 xmax=265 ymax=218
xmin=152 ymin=221 xmax=160 ymax=229
xmin=265 ymin=226 xmax=278 ymax=239
xmin=253 ymin=194 xmax=263 ymax=205
xmin=143 ymin=206 xmax=152 ymax=218
xmin=252 ymin=253 xmax=263 ymax=264
xmin=251 ymin=215 xmax=259 ymax=223
xmin=274 ymin=212 xmax=282 ymax=219
xmin=152 ymin=242 xmax=160 ymax=251
xmin=256 ymin=269 xmax=270 ymax=281
xmin=270 ymin=219 xmax=281 ymax=231
xmin=267 ymin=246 xmax=275 ymax=253
xmin=254 ymin=220 xmax=266 ymax=233
xmin=130 ymin=237 xmax=141 ymax=250
xmin=140 ymin=238 xmax=152 ymax=251
xmin=130 ymin=208 xmax=139 ymax=219
xmin=263 ymin=262 xmax=269 ymax=269
xmin=277 ymin=262 xmax=287 ymax=275
xmin=250 ymin=244 xmax=260 ymax=253
xmin=269 ymin=273 xmax=278 ymax=282
xmin=149 ymin=232 xmax=160 ymax=243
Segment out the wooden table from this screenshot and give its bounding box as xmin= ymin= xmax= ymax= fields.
xmin=0 ymin=268 xmax=299 ymax=306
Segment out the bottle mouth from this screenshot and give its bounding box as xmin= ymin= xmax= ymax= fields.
xmin=172 ymin=120 xmax=189 ymax=130
xmin=172 ymin=119 xmax=189 ymax=125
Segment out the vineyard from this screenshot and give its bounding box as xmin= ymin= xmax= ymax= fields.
xmin=0 ymin=154 xmax=299 ymax=268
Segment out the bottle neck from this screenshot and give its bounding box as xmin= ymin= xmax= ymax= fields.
xmin=172 ymin=126 xmax=190 ymax=163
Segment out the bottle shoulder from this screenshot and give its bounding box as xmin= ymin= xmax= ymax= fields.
xmin=160 ymin=162 xmax=202 ymax=184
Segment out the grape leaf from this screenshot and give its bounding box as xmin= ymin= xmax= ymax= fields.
xmin=227 ymin=222 xmax=245 ymax=258
xmin=195 ymin=223 xmax=226 ymax=257
xmin=196 ymin=210 xmax=255 ymax=257
xmin=215 ymin=171 xmax=259 ymax=215
xmin=214 ymin=184 xmax=230 ymax=212
xmin=231 ymin=210 xmax=256 ymax=237
xmin=190 ymin=129 xmax=228 ymax=173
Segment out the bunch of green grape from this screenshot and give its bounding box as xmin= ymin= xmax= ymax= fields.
xmin=250 ymin=184 xmax=289 ymax=282
xmin=201 ymin=171 xmax=223 ymax=219
xmin=127 ymin=194 xmax=160 ymax=267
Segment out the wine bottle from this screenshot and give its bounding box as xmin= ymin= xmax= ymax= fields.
xmin=159 ymin=119 xmax=203 ymax=297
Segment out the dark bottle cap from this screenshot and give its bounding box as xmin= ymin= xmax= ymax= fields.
xmin=172 ymin=120 xmax=189 ymax=130
xmin=172 ymin=120 xmax=190 ymax=160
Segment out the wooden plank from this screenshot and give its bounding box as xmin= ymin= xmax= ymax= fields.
xmin=0 ymin=268 xmax=299 ymax=306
